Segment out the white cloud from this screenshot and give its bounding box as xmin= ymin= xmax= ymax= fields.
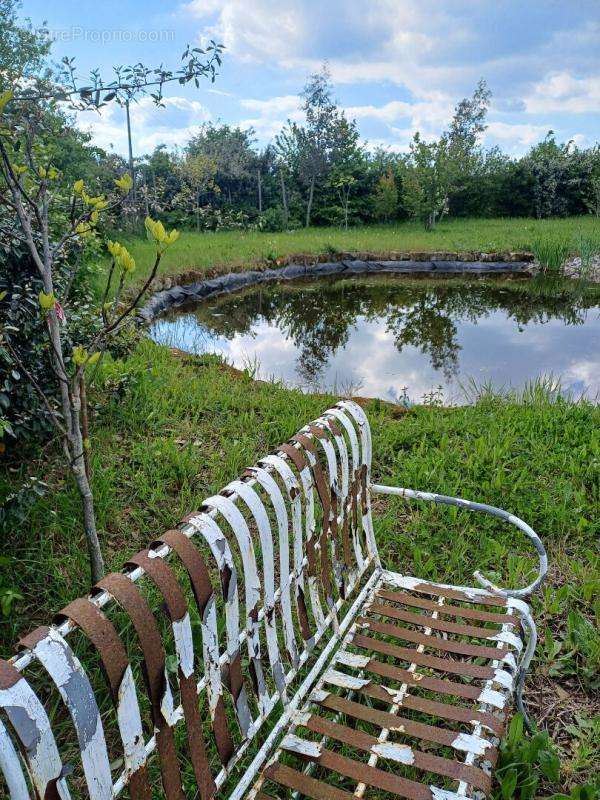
xmin=484 ymin=121 xmax=550 ymax=150
xmin=524 ymin=71 xmax=600 ymax=114
xmin=75 ymin=96 xmax=211 ymax=155
xmin=184 ymin=0 xmax=307 ymax=63
xmin=238 ymin=94 xmax=302 ymax=140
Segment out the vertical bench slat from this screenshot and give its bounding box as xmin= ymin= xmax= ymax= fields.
xmin=182 ymin=512 xmax=254 ymax=737
xmin=203 ymin=494 xmax=270 ymax=716
xmin=56 ymin=599 xmax=151 ymax=800
xmin=278 ymin=443 xmax=326 ymax=630
xmin=0 ymin=716 xmax=30 ymax=800
xmin=260 ymin=454 xmax=315 ymax=648
xmin=18 ymin=627 xmax=113 ymax=800
xmin=126 ymin=551 xmax=216 ymax=800
xmin=227 ymin=479 xmax=287 ymax=702
xmin=0 ymin=659 xmax=69 ymax=800
xmin=246 ymin=466 xmax=300 ymax=669
xmin=96 ymin=572 xmax=186 ymax=800
xmin=152 ymin=529 xmax=236 ymax=765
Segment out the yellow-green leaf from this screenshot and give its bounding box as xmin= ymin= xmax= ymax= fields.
xmin=38 ymin=291 xmax=55 ymax=311
xmin=72 ymin=346 xmax=88 ymax=366
xmin=114 ymin=173 xmax=133 ymax=193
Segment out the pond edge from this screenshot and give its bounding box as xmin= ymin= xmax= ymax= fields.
xmin=139 ymin=251 xmax=533 ymax=323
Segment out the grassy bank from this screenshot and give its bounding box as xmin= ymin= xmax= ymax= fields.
xmin=100 ymin=216 xmax=600 ymax=291
xmin=2 ymin=340 xmax=598 ymax=791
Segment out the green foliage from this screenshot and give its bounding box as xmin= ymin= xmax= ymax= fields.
xmin=0 ymin=557 xmax=22 ymax=617
xmin=495 ymin=715 xmax=560 ymax=800
xmin=549 ymin=785 xmax=599 ymax=800
xmin=259 ymin=206 xmax=289 ymax=232
xmin=372 ymin=169 xmax=399 ymax=222
xmin=544 ymin=611 xmax=600 ymax=689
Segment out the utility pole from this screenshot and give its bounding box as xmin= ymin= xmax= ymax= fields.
xmin=125 ymin=99 xmax=137 ymax=222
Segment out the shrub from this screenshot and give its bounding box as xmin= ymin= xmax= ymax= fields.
xmin=259 ymin=206 xmax=289 ymax=232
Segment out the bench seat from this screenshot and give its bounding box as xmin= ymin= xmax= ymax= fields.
xmin=0 ymin=401 xmax=546 ymax=800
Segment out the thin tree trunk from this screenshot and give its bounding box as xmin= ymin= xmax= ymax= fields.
xmin=305 ymin=174 xmax=316 ymax=228
xmin=279 ymin=170 xmax=288 ymax=226
xmin=257 ymin=169 xmax=262 ymax=213
xmin=70 ymin=371 xmax=105 ymax=584
xmin=79 ymin=373 xmax=91 ymax=481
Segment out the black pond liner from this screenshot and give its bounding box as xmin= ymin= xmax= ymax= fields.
xmin=138 ymin=259 xmax=531 ymax=323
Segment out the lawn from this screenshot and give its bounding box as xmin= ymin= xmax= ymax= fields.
xmin=2 ymin=218 xmax=599 ymax=797
xmin=101 ymin=216 xmax=600 ymax=291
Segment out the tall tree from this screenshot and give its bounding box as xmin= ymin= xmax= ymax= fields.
xmin=276 ymin=66 xmax=357 ymax=227
xmin=186 ymin=124 xmax=255 ymax=204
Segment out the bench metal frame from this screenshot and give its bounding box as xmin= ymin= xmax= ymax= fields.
xmin=0 ymin=401 xmax=547 ymax=800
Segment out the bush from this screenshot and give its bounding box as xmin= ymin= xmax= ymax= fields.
xmin=0 ymin=242 xmax=55 ymax=446
xmin=259 ymin=206 xmax=289 ymax=232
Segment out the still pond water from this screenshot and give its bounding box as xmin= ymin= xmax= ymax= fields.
xmin=150 ymin=277 xmax=600 ymax=405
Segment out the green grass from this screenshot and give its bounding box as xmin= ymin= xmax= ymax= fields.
xmin=1 ymin=341 xmax=598 ymax=791
xmin=97 ymin=216 xmax=600 ymax=291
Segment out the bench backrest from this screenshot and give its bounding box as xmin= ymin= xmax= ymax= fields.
xmin=0 ymin=400 xmax=380 ymax=800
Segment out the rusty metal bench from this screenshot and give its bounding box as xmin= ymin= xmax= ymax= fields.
xmin=0 ymin=401 xmax=547 ymax=800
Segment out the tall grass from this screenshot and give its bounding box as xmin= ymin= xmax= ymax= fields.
xmin=531 ymin=235 xmax=571 ymax=276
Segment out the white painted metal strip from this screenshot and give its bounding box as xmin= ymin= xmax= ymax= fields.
xmin=0 ymin=672 xmax=69 ymax=799
xmin=200 ymin=596 xmax=222 ymax=717
xmin=0 ymin=716 xmax=30 ymax=800
xmin=281 ymin=734 xmax=322 ymax=758
xmin=204 ymin=494 xmax=269 ymax=714
xmin=260 ymin=455 xmax=305 ymax=594
xmin=228 ymin=479 xmax=287 ymax=701
xmin=26 ymin=629 xmax=113 ymax=800
xmin=184 ymin=513 xmax=253 ymax=734
xmin=324 ymin=669 xmax=370 ymax=691
xmin=116 ymin=664 xmax=147 ymax=775
xmin=171 ymin=612 xmax=195 ymax=679
xmin=249 ymin=466 xmax=300 ymax=669
xmin=284 ymin=448 xmax=326 ymax=629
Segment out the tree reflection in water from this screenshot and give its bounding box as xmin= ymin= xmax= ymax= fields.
xmin=180 ymin=276 xmax=593 ymax=386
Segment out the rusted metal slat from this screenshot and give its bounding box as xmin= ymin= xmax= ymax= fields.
xmin=96 ymin=572 xmax=186 ymax=800
xmin=0 ymin=659 xmax=69 ymax=800
xmin=56 ymin=599 xmax=152 ymax=800
xmin=301 ymin=713 xmax=492 ymax=793
xmin=153 ymin=529 xmax=235 ymax=764
xmin=335 ymin=651 xmax=488 ymax=703
xmin=367 ymin=602 xmax=516 ymax=641
xmin=263 ymin=762 xmax=355 ymax=800
xmin=351 ymin=633 xmax=496 ymax=680
xmin=376 ymin=590 xmax=519 ymax=625
xmin=359 ymin=616 xmax=510 ymax=660
xmin=18 ymin=627 xmax=113 ymax=800
xmin=323 ymin=670 xmax=505 ymax=737
xmin=126 ymin=550 xmax=216 ymax=800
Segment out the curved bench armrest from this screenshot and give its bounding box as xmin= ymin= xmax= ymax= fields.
xmin=371 ymin=483 xmax=548 ymax=599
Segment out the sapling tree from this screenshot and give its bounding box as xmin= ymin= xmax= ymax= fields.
xmin=372 ymin=170 xmax=398 ymax=222
xmin=0 ymin=42 xmax=222 ymax=583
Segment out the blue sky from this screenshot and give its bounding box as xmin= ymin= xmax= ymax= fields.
xmin=21 ymin=0 xmax=600 ymax=158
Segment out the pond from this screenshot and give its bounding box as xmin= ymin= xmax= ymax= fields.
xmin=149 ymin=277 xmax=600 ymax=405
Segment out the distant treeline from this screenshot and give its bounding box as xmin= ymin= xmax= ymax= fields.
xmin=107 ymin=70 xmax=600 ymax=232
